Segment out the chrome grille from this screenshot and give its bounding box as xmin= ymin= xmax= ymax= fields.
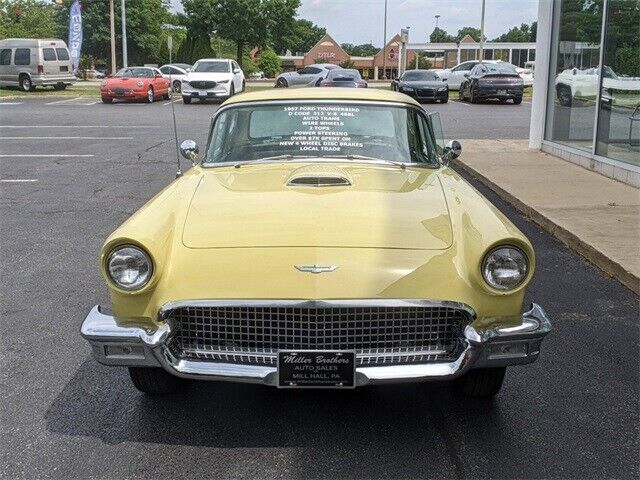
xmin=165 ymin=304 xmax=470 ymax=366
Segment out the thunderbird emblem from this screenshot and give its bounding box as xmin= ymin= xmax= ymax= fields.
xmin=295 ymin=264 xmax=338 ymax=274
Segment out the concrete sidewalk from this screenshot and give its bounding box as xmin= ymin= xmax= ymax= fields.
xmin=454 ymin=139 xmax=640 ymax=294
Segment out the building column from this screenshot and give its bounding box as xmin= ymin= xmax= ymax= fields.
xmin=374 ymin=66 xmax=379 ymax=80
xmin=457 ymin=47 xmax=461 ymax=64
xmin=529 ymin=0 xmax=554 ymax=150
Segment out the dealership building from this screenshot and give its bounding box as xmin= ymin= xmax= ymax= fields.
xmin=530 ymin=0 xmax=639 ymax=186
xmin=280 ymin=34 xmax=536 ymax=80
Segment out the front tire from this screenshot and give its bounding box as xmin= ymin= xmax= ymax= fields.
xmin=470 ymin=87 xmax=479 ymax=104
xmin=19 ymin=74 xmax=34 ymax=92
xmin=128 ymin=367 xmax=187 ymax=395
xmin=164 ymin=88 xmax=172 ymax=100
xmin=441 ymin=97 xmax=448 ymax=104
xmin=101 ymin=96 xmax=112 ymax=104
xmin=276 ymin=78 xmax=288 ymax=88
xmin=454 ymin=367 xmax=506 ymax=398
xmin=172 ymin=80 xmax=181 ymax=93
xmin=513 ymin=96 xmax=523 ymax=105
xmin=145 ymin=87 xmax=154 ymax=103
xmin=229 ymin=84 xmax=235 ymax=97
xmin=182 ymin=96 xmax=192 ymax=104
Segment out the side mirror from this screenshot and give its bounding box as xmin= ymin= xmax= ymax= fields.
xmin=464 ymin=73 xmax=470 ymax=78
xmin=233 ymin=68 xmax=241 ymax=74
xmin=442 ymin=140 xmax=462 ymax=164
xmin=180 ymin=139 xmax=199 ymax=165
xmin=155 ymin=73 xmax=163 ymax=78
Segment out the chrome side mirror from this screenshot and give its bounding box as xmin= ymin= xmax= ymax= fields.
xmin=442 ymin=140 xmax=462 ymax=165
xmin=180 ymin=139 xmax=199 ymax=165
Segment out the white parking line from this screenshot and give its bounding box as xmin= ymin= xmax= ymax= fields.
xmin=0 ymin=136 xmax=133 ymax=140
xmin=0 ymin=125 xmax=158 ymax=128
xmin=82 ymin=101 xmax=99 ymax=106
xmin=0 ymin=154 xmax=94 ymax=158
xmin=163 ymin=99 xmax=180 ymax=106
xmin=0 ymin=178 xmax=38 ymax=183
xmin=45 ymin=97 xmax=83 ymax=105
xmin=0 ymin=102 xmax=23 ymax=106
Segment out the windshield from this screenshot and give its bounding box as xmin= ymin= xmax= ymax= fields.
xmin=205 ymin=102 xmax=439 ymax=166
xmin=482 ymin=63 xmax=518 ymax=75
xmin=115 ymin=67 xmax=154 ymax=78
xmin=193 ymin=61 xmax=229 ymax=73
xmin=327 ymin=69 xmax=361 ymax=80
xmin=402 ymin=70 xmax=438 ymax=81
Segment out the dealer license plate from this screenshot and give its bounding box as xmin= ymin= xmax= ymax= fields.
xmin=497 ymin=89 xmax=507 ymax=95
xmin=278 ymin=350 xmax=356 ymax=388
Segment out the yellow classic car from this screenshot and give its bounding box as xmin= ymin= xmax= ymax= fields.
xmin=81 ymin=88 xmax=550 ymax=397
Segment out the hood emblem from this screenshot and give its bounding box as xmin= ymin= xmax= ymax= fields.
xmin=295 ymin=264 xmax=338 ymax=274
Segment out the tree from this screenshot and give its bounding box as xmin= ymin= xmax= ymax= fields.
xmin=493 ymin=23 xmax=534 ymax=42
xmin=429 ymin=27 xmax=455 ymax=43
xmin=273 ymin=18 xmax=325 ymax=54
xmin=341 ymin=43 xmax=378 ymax=57
xmin=53 ymin=0 xmax=170 ymax=69
xmin=257 ymin=48 xmax=282 ymax=77
xmin=183 ymin=0 xmax=300 ymax=67
xmin=339 ymin=58 xmax=355 ymax=68
xmin=455 ymin=27 xmax=483 ymax=42
xmin=416 ymin=53 xmax=432 ymax=69
xmin=0 ymin=0 xmax=60 ymax=39
xmin=175 ymin=33 xmax=216 ymax=65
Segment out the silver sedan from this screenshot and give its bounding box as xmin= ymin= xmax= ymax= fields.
xmin=275 ymin=64 xmax=340 ymax=88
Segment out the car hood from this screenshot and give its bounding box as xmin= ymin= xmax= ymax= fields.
xmin=401 ymin=80 xmax=445 ymax=88
xmin=105 ymin=77 xmax=147 ymax=85
xmin=182 ymin=162 xmax=453 ymax=250
xmin=186 ymin=72 xmax=232 ymax=81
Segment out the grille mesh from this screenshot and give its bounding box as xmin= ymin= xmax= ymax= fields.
xmin=165 ymin=305 xmax=469 ymax=366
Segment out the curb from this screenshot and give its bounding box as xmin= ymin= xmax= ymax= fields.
xmin=452 ymin=158 xmax=640 ymax=296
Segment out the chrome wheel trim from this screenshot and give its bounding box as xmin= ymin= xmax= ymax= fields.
xmin=21 ymin=77 xmax=31 ymax=91
xmin=147 ymin=87 xmax=154 ymax=102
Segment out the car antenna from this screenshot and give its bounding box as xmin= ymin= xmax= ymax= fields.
xmin=167 ymin=36 xmax=182 ymax=178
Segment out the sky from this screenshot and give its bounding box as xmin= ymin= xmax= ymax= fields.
xmin=172 ymin=0 xmax=539 ymax=46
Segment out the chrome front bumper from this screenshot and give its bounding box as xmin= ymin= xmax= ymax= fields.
xmin=80 ymin=303 xmax=551 ymax=386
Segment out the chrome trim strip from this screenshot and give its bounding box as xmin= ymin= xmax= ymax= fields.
xmin=158 ymin=299 xmax=477 ymax=320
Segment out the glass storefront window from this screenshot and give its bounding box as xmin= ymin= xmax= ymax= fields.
xmin=545 ymin=0 xmax=604 ymax=153
xmin=595 ymin=0 xmax=640 ymax=166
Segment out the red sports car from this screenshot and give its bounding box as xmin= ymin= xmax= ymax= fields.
xmin=100 ymin=67 xmax=172 ymax=104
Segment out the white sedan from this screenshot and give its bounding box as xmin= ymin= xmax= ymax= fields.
xmin=159 ymin=64 xmax=189 ymax=93
xmin=181 ymin=58 xmax=245 ymax=104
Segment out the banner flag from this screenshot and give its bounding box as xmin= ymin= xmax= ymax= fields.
xmin=68 ymin=0 xmax=82 ymax=72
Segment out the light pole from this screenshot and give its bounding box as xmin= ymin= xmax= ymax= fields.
xmin=382 ymin=0 xmax=388 ymax=80
xmin=109 ymin=0 xmax=116 ymax=74
xmin=121 ymin=0 xmax=128 ymax=68
xmin=479 ymin=0 xmax=486 ymax=62
xmin=435 ymin=14 xmax=440 ymax=30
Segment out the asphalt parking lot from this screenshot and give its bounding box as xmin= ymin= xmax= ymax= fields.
xmin=1 ymin=96 xmax=638 ymax=479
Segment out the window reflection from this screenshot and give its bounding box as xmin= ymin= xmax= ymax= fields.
xmin=595 ymin=0 xmax=640 ymax=166
xmin=545 ymin=0 xmax=604 ymax=153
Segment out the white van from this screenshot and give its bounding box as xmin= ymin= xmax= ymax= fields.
xmin=0 ymin=38 xmax=76 ymax=92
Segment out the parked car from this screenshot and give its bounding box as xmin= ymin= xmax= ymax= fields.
xmin=553 ymin=65 xmax=640 ymax=107
xmin=0 ymin=38 xmax=76 ymax=91
xmin=159 ymin=64 xmax=189 ymax=92
xmin=181 ymin=58 xmax=245 ymax=104
xmin=77 ymin=69 xmax=105 ymax=80
xmin=249 ymin=71 xmax=265 ymax=79
xmin=80 ymin=87 xmax=551 ymax=398
xmin=100 ymin=66 xmax=172 ymax=103
xmin=437 ymin=60 xmax=527 ymax=90
xmin=391 ymin=69 xmax=448 ymax=103
xmin=170 ymin=63 xmax=192 ymax=72
xmin=320 ymin=68 xmax=367 ymax=87
xmin=459 ymin=62 xmax=524 ymax=104
xmin=275 ymin=64 xmax=339 ymax=88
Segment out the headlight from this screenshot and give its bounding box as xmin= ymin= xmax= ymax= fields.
xmin=482 ymin=246 xmax=528 ymax=291
xmin=136 ymin=80 xmax=144 ymax=87
xmin=438 ymin=86 xmax=447 ymax=91
xmin=106 ymin=246 xmax=153 ymax=290
xmin=401 ymin=86 xmax=414 ymax=92
xmin=217 ymin=80 xmax=230 ymax=84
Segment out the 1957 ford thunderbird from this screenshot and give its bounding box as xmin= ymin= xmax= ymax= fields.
xmin=81 ymin=88 xmax=550 ymax=397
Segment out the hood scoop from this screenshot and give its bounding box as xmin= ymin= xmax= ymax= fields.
xmin=286 ymin=165 xmax=353 ymax=188
xmin=288 ymin=175 xmax=351 ymax=187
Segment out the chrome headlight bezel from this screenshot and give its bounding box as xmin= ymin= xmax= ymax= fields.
xmin=106 ymin=245 xmax=153 ymax=291
xmin=481 ymin=246 xmax=529 ymax=291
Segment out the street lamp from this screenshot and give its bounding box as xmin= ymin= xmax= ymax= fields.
xmin=435 ymin=14 xmax=440 ymax=30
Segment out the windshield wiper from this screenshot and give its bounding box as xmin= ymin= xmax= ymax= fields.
xmin=231 ymin=154 xmax=314 ymax=168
